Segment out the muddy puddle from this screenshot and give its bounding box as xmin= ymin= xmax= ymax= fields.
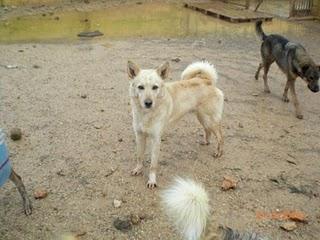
xmin=0 ymin=2 xmax=309 ymax=43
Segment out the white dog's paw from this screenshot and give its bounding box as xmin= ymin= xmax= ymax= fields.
xmin=147 ymin=180 xmax=157 ymax=189
xmin=147 ymin=173 xmax=157 ymax=189
xmin=199 ymin=140 xmax=210 ymax=145
xmin=131 ymin=165 xmax=143 ymax=176
xmin=213 ymin=150 xmax=223 ymax=158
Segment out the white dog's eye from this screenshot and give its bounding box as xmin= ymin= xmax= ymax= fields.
xmin=138 ymin=85 xmax=144 ymax=90
xmin=152 ymin=85 xmax=159 ymax=90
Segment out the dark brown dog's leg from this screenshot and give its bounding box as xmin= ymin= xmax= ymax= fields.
xmin=263 ymin=62 xmax=272 ymax=93
xmin=9 ymin=169 xmax=32 ymax=215
xmin=282 ymin=78 xmax=291 ymax=102
xmin=289 ymin=80 xmax=303 ymax=119
xmin=255 ymin=63 xmax=263 ymax=80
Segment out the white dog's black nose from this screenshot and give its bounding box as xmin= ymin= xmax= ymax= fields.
xmin=144 ymin=99 xmax=153 ymax=108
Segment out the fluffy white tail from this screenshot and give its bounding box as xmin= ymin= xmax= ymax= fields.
xmin=161 ymin=178 xmax=210 ymax=240
xmin=181 ymin=61 xmax=218 ymax=84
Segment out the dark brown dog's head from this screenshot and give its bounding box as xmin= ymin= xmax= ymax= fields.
xmin=301 ymin=65 xmax=319 ymax=93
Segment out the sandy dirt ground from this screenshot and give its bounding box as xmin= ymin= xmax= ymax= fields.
xmin=0 ymin=2 xmax=320 ymax=239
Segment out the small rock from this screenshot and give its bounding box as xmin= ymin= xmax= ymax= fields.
xmin=34 ymin=189 xmax=48 ymax=199
xmin=113 ymin=217 xmax=132 ymax=232
xmin=42 ymin=13 xmax=46 ymax=17
xmin=130 ymin=214 xmax=141 ymax=225
xmin=286 ymin=160 xmax=297 ymax=165
xmin=80 ymin=94 xmax=87 ymax=99
xmin=100 ymin=109 xmax=105 ymax=112
xmin=113 ymin=199 xmax=122 ymax=208
xmin=54 ymin=16 xmax=60 ymax=20
xmin=33 ymin=64 xmax=40 ymax=69
xmin=280 ymin=222 xmax=297 ymax=231
xmin=118 ymin=138 xmax=123 ymax=142
xmin=10 ymin=128 xmax=22 ymax=141
xmin=77 ymin=30 xmax=103 ymax=38
xmin=84 ymin=0 xmax=90 ymax=3
xmin=238 ymin=123 xmax=244 ymax=128
xmin=171 ymin=57 xmax=181 ymax=63
xmin=74 ymin=231 xmax=87 ymax=237
xmin=136 ymin=1 xmax=142 ymax=4
xmin=56 ymin=169 xmax=66 ymax=176
xmin=218 ymin=40 xmax=222 ymax=44
xmin=4 ymin=65 xmax=18 ymax=69
xmin=288 ymin=211 xmax=307 ymax=223
xmin=18 ymin=49 xmax=24 ymax=52
xmin=93 ymin=123 xmax=103 ymax=129
xmin=105 ymin=167 xmax=117 ymax=177
xmin=252 ymin=93 xmax=259 ymax=97
xmin=224 ymin=97 xmax=229 ymax=102
xmin=221 ymin=176 xmax=237 ymax=191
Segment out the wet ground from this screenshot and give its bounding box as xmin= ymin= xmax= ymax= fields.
xmin=0 ymin=1 xmax=320 ymax=240
xmin=0 ymin=2 xmax=312 ymax=43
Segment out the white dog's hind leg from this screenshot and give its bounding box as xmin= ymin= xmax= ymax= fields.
xmin=197 ymin=113 xmax=212 ymax=145
xmin=131 ymin=133 xmax=146 ymax=176
xmin=210 ymin=123 xmax=223 ymax=158
xmin=147 ymin=136 xmax=161 ymax=188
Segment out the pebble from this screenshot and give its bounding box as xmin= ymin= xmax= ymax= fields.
xmin=34 ymin=189 xmax=48 ymax=199
xmin=171 ymin=57 xmax=181 ymax=63
xmin=288 ymin=211 xmax=307 ymax=223
xmin=130 ymin=214 xmax=140 ymax=225
xmin=221 ymin=176 xmax=237 ymax=191
xmin=10 ymin=128 xmax=22 ymax=141
xmin=113 ymin=217 xmax=132 ymax=232
xmin=80 ymin=94 xmax=87 ymax=99
xmin=113 ymin=199 xmax=122 ymax=208
xmin=280 ymin=222 xmax=297 ymax=231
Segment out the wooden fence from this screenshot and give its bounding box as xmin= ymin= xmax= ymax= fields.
xmin=289 ymin=0 xmax=313 ymax=17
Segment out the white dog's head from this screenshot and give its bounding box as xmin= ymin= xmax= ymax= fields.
xmin=127 ymin=61 xmax=170 ymax=110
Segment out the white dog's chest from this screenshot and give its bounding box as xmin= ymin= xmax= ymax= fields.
xmin=132 ymin=111 xmax=165 ymax=136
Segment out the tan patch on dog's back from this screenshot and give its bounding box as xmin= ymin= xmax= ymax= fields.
xmin=179 ymin=78 xmax=212 ymax=88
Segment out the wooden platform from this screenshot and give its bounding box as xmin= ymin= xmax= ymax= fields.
xmin=184 ymin=1 xmax=273 ymax=23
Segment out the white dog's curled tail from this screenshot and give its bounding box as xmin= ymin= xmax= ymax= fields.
xmin=161 ymin=177 xmax=210 ymax=240
xmin=181 ymin=61 xmax=218 ymax=84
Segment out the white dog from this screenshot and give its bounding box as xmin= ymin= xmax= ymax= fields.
xmin=127 ymin=61 xmax=224 ymax=188
xmin=162 ymin=178 xmax=269 ymax=240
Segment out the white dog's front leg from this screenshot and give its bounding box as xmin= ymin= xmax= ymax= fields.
xmin=147 ymin=136 xmax=161 ymax=189
xmin=131 ymin=133 xmax=146 ymax=176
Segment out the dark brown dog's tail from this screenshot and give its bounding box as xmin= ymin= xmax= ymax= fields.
xmin=255 ymin=20 xmax=267 ymax=41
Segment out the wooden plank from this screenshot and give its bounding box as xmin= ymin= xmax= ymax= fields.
xmin=184 ymin=0 xmax=273 ymax=23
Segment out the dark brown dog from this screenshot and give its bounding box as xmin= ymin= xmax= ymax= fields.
xmin=9 ymin=169 xmax=33 ymax=215
xmin=255 ymin=20 xmax=319 ymax=119
xmin=1 ymin=129 xmax=32 ymax=215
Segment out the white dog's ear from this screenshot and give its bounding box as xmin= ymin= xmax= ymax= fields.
xmin=157 ymin=61 xmax=170 ymax=79
xmin=127 ymin=61 xmax=140 ymax=79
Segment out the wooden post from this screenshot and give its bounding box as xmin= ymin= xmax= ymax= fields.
xmin=289 ymin=0 xmax=296 ymax=17
xmin=245 ymin=0 xmax=250 ymax=9
xmin=254 ymin=0 xmax=263 ymax=11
